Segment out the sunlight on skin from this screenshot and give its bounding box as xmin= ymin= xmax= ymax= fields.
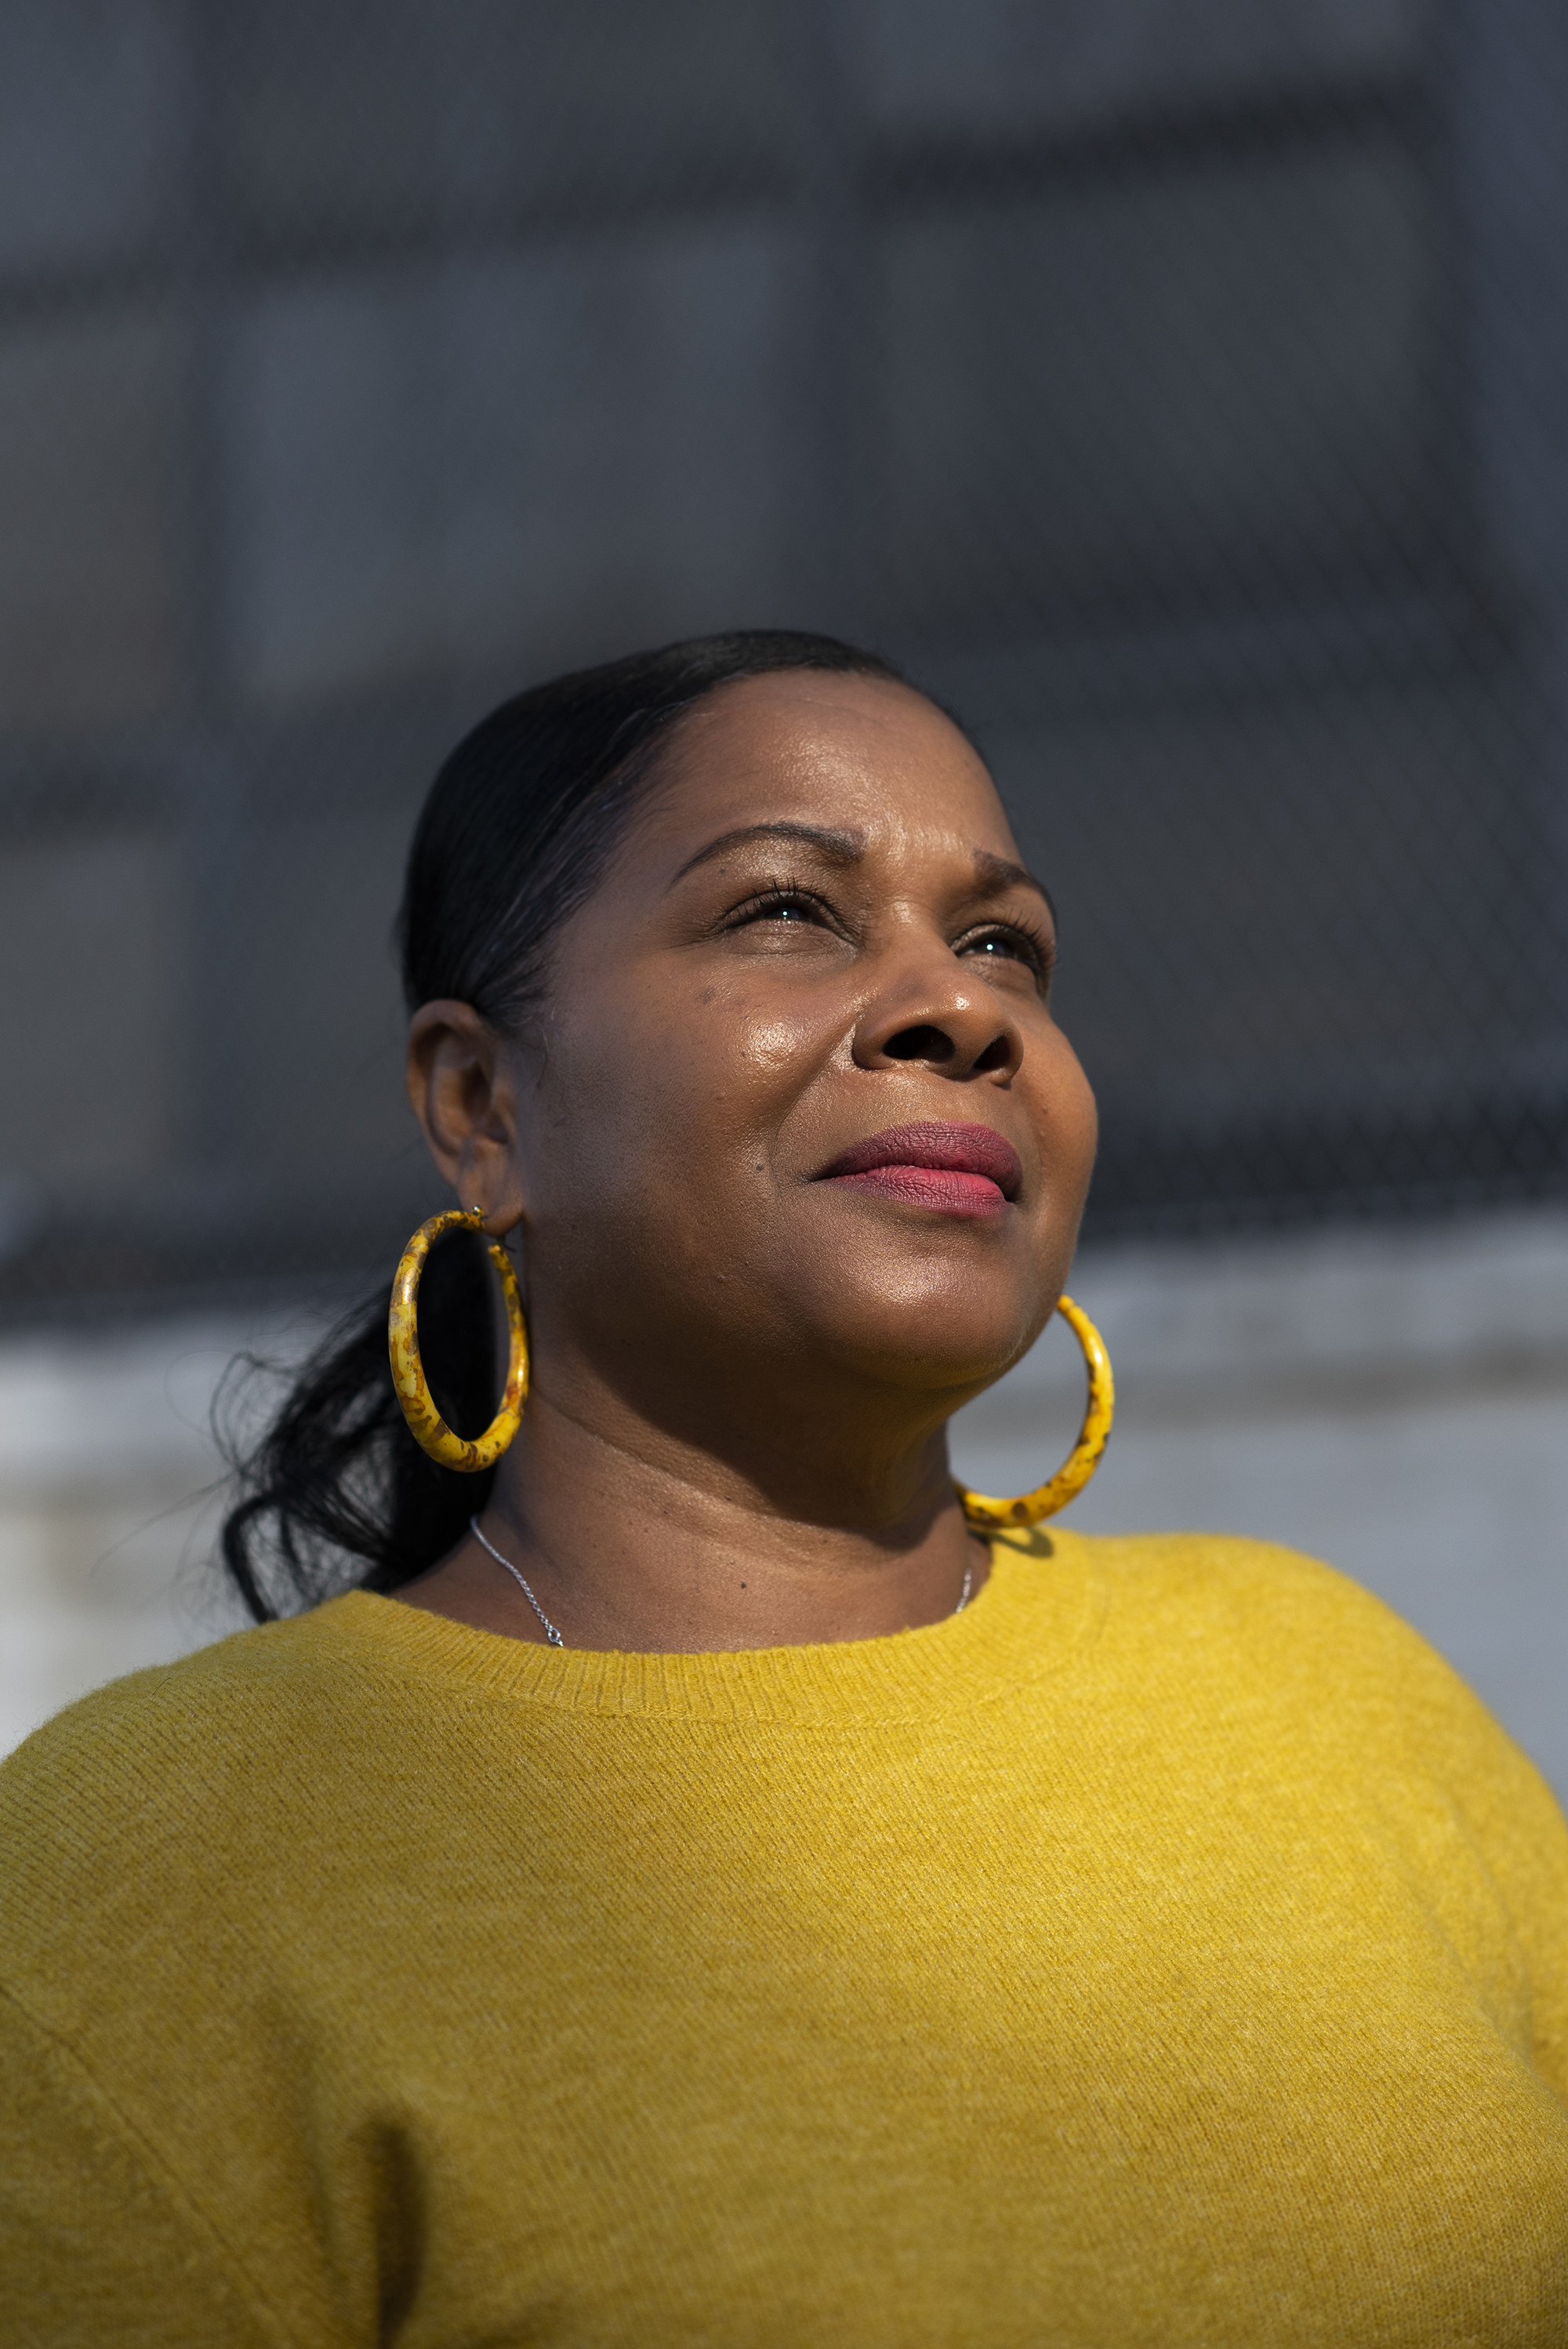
xmin=397 ymin=672 xmax=1098 ymax=1654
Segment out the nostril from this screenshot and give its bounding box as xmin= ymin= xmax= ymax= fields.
xmin=884 ymin=1023 xmax=953 ymax=1064
xmin=974 ymin=1033 xmax=1014 ymax=1074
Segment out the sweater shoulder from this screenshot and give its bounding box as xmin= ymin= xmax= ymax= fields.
xmin=0 ymin=1603 xmax=372 ymax=1971
xmin=1060 ymin=1526 xmax=1559 ymax=1806
xmin=1064 ymin=1526 xmax=1425 ymax=1652
xmin=2 ymin=1599 xmax=365 ymax=1795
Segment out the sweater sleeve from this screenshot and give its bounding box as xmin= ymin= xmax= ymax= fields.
xmin=1459 ymin=1729 xmax=1568 ymax=2107
xmin=0 ymin=1986 xmax=281 ymax=2349
xmin=1313 ymin=1546 xmax=1568 ymax=2108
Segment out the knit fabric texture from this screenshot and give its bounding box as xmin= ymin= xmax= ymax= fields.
xmin=2 ymin=1527 xmax=1566 ymax=2346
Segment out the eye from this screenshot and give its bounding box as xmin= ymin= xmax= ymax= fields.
xmin=957 ymin=924 xmax=1051 ymax=979
xmin=728 ymin=882 xmax=835 ymax=931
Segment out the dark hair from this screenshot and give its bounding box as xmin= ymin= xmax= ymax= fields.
xmin=220 ymin=629 xmax=914 ymax=1620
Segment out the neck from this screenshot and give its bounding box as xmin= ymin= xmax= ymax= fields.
xmin=397 ymin=1375 xmax=989 ymax=1654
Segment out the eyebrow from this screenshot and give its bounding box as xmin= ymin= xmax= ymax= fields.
xmin=670 ymin=820 xmax=866 ymax=884
xmin=669 ymin=819 xmax=1057 ymax=922
xmin=971 ymin=847 xmax=1056 ymax=918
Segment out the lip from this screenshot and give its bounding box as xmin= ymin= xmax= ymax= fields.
xmin=815 ymin=1120 xmax=1023 ymax=1218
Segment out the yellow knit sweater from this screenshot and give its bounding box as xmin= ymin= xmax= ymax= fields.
xmin=2 ymin=1529 xmax=1566 ymax=2346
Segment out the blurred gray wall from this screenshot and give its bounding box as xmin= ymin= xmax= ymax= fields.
xmin=2 ymin=0 xmax=1567 ymax=1316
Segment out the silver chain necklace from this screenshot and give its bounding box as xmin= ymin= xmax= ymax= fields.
xmin=470 ymin=1517 xmax=973 ymax=1650
xmin=469 ymin=1517 xmax=564 ymax=1646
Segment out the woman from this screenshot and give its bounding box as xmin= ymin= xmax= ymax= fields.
xmin=2 ymin=630 xmax=1566 ymax=2344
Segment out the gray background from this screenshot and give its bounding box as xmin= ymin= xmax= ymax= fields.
xmin=5 ymin=0 xmax=1568 ymax=1312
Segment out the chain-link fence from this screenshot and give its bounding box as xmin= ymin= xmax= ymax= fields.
xmin=3 ymin=0 xmax=1568 ymax=1320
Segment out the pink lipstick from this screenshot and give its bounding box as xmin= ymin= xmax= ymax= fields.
xmin=815 ymin=1121 xmax=1022 ymax=1219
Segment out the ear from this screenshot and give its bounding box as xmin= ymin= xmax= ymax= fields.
xmin=405 ymin=1000 xmax=528 ymax=1234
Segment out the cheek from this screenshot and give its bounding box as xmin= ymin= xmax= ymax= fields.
xmin=1033 ymin=1022 xmax=1096 ymax=1134
xmin=732 ymin=1007 xmax=818 ymax=1079
xmin=1058 ymin=1053 xmax=1099 ymax=1162
xmin=532 ymin=980 xmax=836 ymax=1219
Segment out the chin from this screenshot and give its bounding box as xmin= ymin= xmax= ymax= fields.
xmin=800 ymin=1270 xmax=1047 ymax=1396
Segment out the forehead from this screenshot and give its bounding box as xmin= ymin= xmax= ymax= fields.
xmin=636 ymin=671 xmax=1017 ymax=863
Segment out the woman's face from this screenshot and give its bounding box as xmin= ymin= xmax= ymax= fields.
xmin=504 ymin=671 xmax=1098 ymax=1429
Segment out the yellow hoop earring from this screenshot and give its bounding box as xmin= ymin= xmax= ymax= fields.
xmin=953 ymin=1294 xmax=1113 ymax=1531
xmin=388 ymin=1207 xmax=528 ymax=1472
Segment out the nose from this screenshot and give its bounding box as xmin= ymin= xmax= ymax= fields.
xmin=851 ymin=957 xmax=1024 ymax=1082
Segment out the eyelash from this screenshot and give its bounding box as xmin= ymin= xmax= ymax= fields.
xmin=730 ymin=880 xmax=837 ymax=929
xmin=727 ymin=878 xmax=1055 ymax=984
xmin=964 ymin=912 xmax=1056 ymax=983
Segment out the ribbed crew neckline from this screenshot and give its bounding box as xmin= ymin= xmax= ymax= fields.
xmin=314 ymin=1528 xmax=1101 ymax=1727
